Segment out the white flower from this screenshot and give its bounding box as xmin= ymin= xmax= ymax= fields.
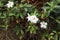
xmin=6 ymin=1 xmax=14 ymax=8
xmin=40 ymin=21 xmax=47 ymax=29
xmin=27 ymin=14 xmax=38 ymax=23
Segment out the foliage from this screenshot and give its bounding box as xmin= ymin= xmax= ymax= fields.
xmin=0 ymin=0 xmax=60 ymax=40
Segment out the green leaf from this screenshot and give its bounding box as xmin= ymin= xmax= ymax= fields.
xmin=16 ymin=30 xmax=19 ymax=35
xmin=20 ymin=4 xmax=24 ymax=7
xmin=27 ymin=25 xmax=38 ymax=34
xmin=54 ymin=34 xmax=58 ymax=40
xmin=0 ymin=16 xmax=6 ymax=18
xmin=19 ymin=13 xmax=24 ymax=19
xmin=27 ymin=26 xmax=31 ymax=31
xmin=9 ymin=13 xmax=15 ymax=16
xmin=24 ymin=8 xmax=28 ymax=11
xmin=56 ymin=20 xmax=60 ymax=24
xmin=21 ymin=30 xmax=24 ymax=35
xmin=14 ymin=26 xmax=20 ymax=35
xmin=56 ymin=0 xmax=60 ymax=3
xmin=0 ymin=1 xmax=3 ymax=7
xmin=21 ymin=0 xmax=26 ymax=2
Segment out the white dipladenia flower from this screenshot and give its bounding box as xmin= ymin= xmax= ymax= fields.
xmin=40 ymin=21 xmax=47 ymax=29
xmin=6 ymin=1 xmax=14 ymax=8
xmin=27 ymin=14 xmax=38 ymax=23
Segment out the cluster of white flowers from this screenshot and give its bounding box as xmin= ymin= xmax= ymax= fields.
xmin=6 ymin=1 xmax=48 ymax=29
xmin=6 ymin=1 xmax=14 ymax=8
xmin=40 ymin=21 xmax=47 ymax=29
xmin=27 ymin=14 xmax=38 ymax=23
xmin=27 ymin=14 xmax=48 ymax=29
